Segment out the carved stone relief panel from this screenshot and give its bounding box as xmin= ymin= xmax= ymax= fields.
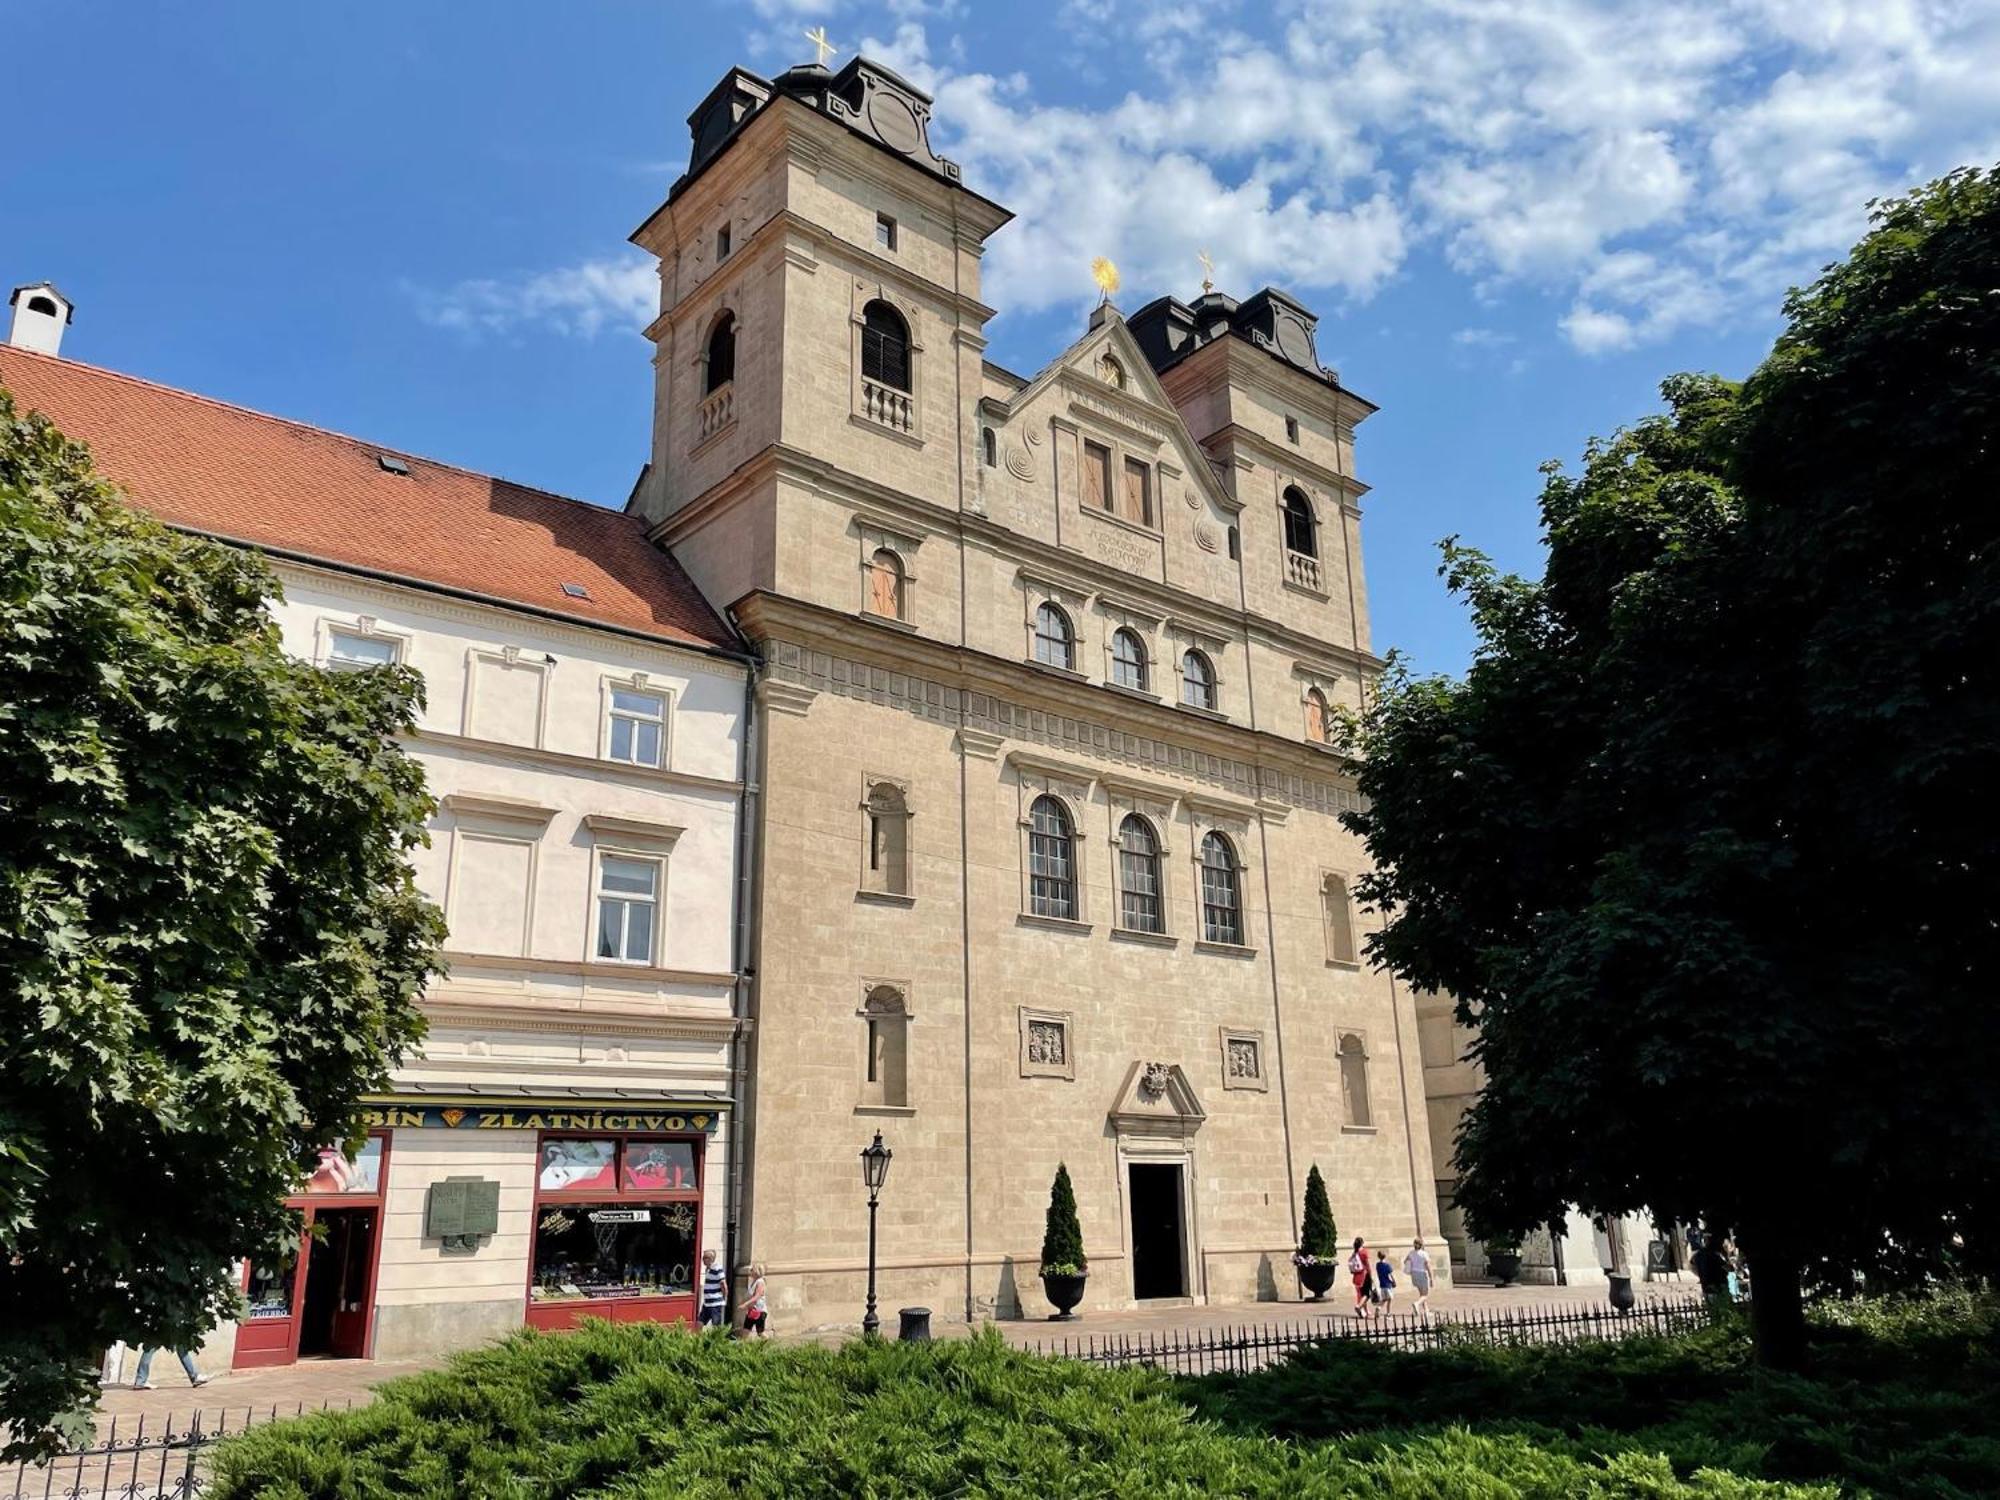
xmin=1019 ymin=1006 xmax=1075 ymax=1080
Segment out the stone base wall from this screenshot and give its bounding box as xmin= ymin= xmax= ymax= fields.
xmin=372 ymin=1297 xmax=523 ymax=1359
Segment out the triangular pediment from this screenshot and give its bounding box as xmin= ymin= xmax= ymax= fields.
xmin=991 ymin=312 xmax=1240 ymax=516
xmin=1108 ymin=1059 xmax=1206 ymax=1138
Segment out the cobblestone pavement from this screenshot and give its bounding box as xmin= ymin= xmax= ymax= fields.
xmin=88 ymin=1358 xmax=432 ymax=1440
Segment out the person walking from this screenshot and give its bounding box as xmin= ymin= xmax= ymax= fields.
xmin=1403 ymin=1238 xmax=1435 ymax=1323
xmin=698 ymin=1248 xmax=728 ymax=1329
xmin=741 ymin=1264 xmax=769 ymax=1337
xmin=130 ymin=1346 xmax=208 ymax=1390
xmin=1375 ymin=1248 xmax=1397 ymax=1313
xmin=1347 ymin=1237 xmax=1372 ymax=1320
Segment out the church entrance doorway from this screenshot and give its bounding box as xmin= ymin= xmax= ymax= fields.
xmin=1128 ymin=1162 xmax=1188 ymax=1299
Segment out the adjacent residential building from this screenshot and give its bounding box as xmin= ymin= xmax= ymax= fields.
xmin=0 ymin=336 xmax=753 ymax=1366
xmin=627 ymin=57 xmax=1445 ymax=1327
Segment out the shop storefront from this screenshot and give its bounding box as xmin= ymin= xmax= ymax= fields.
xmin=234 ymin=1134 xmax=390 ymax=1368
xmin=527 ymin=1134 xmax=705 ymax=1330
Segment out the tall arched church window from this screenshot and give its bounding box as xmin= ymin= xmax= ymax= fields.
xmin=862 ymin=986 xmax=910 ymax=1108
xmin=704 ymin=312 xmax=736 ymax=394
xmin=1198 ymin=831 xmax=1243 ymax=945
xmin=861 ymin=300 xmax=911 ymax=392
xmin=1180 ymin=649 xmax=1216 ymax=710
xmin=1110 ymin=628 xmax=1148 ymax=691
xmin=1339 ymin=1033 xmax=1372 ymax=1127
xmin=866 ymin=548 xmax=905 ymax=621
xmin=864 ymin=782 xmax=911 ymax=897
xmin=1027 ymin=795 xmax=1078 ymax=921
xmin=1033 ymin=602 xmax=1074 ymax=671
xmin=1282 ymin=487 xmax=1318 ymax=558
xmin=1117 ymin=814 xmax=1164 ymax=934
xmin=1323 ymin=874 xmax=1357 ymax=964
xmin=1304 ymin=687 xmax=1330 ymax=744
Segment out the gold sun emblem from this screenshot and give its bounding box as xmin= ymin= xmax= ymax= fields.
xmin=1091 ymin=256 xmax=1121 ymax=301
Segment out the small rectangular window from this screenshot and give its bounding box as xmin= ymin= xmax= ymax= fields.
xmin=1285 ymin=415 xmax=1300 ymax=444
xmin=715 ymin=224 xmax=732 ymax=260
xmin=606 ymin=687 xmax=667 ymax=768
xmin=1121 ymin=457 xmax=1152 ymax=526
xmin=595 ymin=855 xmax=660 ymax=964
xmin=327 ymin=628 xmax=398 ymax=669
xmin=875 ymin=213 xmax=897 ymax=250
xmin=1082 ymin=441 xmax=1112 ymax=512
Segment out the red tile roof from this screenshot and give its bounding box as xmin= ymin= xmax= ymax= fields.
xmin=0 ymin=345 xmax=739 ymax=654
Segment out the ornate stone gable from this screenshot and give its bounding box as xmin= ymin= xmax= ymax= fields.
xmin=1108 ymin=1059 xmax=1205 ymax=1141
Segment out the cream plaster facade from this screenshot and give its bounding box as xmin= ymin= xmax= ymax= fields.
xmin=628 ymin=59 xmax=1445 ymax=1328
xmin=257 ymin=563 xmax=749 ymax=1358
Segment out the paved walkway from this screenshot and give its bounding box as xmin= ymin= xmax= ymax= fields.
xmin=82 ymin=1276 xmax=1696 ymax=1438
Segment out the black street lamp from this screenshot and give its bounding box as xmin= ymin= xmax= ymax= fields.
xmin=859 ymin=1130 xmax=893 ymax=1336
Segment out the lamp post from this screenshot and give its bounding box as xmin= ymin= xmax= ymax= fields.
xmin=859 ymin=1130 xmax=893 ymax=1337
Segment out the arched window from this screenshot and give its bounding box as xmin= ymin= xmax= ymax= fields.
xmin=1323 ymin=873 xmax=1357 ymax=964
xmin=1110 ymin=628 xmax=1148 ymax=691
xmin=982 ymin=428 xmax=998 ymax=467
xmin=1033 ymin=602 xmax=1074 ymax=671
xmin=1282 ymin=486 xmax=1317 ymax=558
xmin=1117 ymin=815 xmax=1164 ymax=934
xmin=861 ymin=299 xmax=910 ymax=392
xmin=704 ymin=312 xmax=736 ymax=394
xmin=1027 ymin=795 xmax=1077 ymax=920
xmin=1339 ymin=1033 xmax=1372 ymax=1127
xmin=1180 ymin=649 xmax=1216 ymax=710
xmin=27 ymin=295 xmax=58 ymax=317
xmin=1097 ymin=353 xmax=1125 ymax=388
xmin=864 ymin=782 xmax=911 ymax=896
xmin=866 ymin=548 xmax=905 ymax=620
xmin=862 ymin=985 xmax=910 ymax=1108
xmin=1198 ymin=831 xmax=1242 ymax=945
xmin=1304 ymin=687 xmax=1330 ymax=744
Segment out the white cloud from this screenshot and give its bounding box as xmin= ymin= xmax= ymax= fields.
xmin=416 ymin=258 xmax=655 ymax=340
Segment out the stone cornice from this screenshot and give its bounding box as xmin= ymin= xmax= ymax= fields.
xmin=438 ymin=951 xmax=738 ymax=989
xmin=413 ymin=729 xmax=743 ymax=796
xmin=420 ymin=994 xmax=742 ymax=1043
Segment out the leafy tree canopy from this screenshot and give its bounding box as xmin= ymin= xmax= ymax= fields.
xmin=0 ymin=393 xmax=445 ymax=1455
xmin=1338 ymin=168 xmax=2000 ymax=1366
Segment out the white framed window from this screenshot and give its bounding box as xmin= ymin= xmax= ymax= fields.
xmin=1198 ymin=831 xmax=1244 ymax=946
xmin=605 ymin=687 xmax=667 ymax=768
xmin=1116 ymin=814 xmax=1165 ymax=934
xmin=1180 ymin=649 xmax=1217 ymax=710
xmin=1027 ymin=794 xmax=1078 ymax=920
xmin=1033 ymin=603 xmax=1075 ymax=671
xmin=594 ymin=853 xmax=661 ymax=965
xmin=326 ymin=626 xmax=400 ymax=670
xmin=1110 ymin=628 xmax=1149 ymax=691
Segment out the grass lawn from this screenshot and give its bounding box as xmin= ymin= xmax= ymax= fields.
xmin=210 ymin=1292 xmax=1996 ymax=1498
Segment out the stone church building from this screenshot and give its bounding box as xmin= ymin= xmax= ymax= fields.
xmin=629 ymin=56 xmax=1445 ymax=1325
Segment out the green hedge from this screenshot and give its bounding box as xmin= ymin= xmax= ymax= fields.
xmin=211 ymin=1324 xmax=1830 ymax=1500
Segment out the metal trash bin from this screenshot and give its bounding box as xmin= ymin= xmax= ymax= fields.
xmin=898 ymin=1306 xmax=933 ymax=1341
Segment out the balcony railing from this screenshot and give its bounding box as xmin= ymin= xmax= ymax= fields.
xmin=698 ymin=383 xmax=734 ymax=443
xmin=1285 ymin=549 xmax=1323 ymax=592
xmin=859 ymin=377 xmax=914 ymax=434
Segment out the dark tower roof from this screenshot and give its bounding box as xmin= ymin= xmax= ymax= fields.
xmin=1127 ymin=288 xmax=1371 ymax=407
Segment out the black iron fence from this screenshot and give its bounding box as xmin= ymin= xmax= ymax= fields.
xmin=2 ymin=1403 xmax=353 ymax=1500
xmin=1026 ymin=1295 xmax=1714 ymax=1375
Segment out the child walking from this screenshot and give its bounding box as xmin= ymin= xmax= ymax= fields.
xmin=1375 ymin=1247 xmax=1397 ymax=1313
xmin=742 ymin=1264 xmax=769 ymax=1337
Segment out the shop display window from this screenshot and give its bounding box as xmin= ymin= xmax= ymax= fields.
xmin=530 ymin=1201 xmax=697 ymax=1304
xmin=538 ymin=1139 xmax=618 ymax=1192
xmin=620 ymin=1140 xmax=696 ymax=1192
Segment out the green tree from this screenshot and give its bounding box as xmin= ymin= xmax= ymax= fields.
xmin=1298 ymin=1164 xmax=1337 ymax=1260
xmin=1039 ymin=1163 xmax=1086 ymax=1275
xmin=1337 ymin=168 xmax=2000 ymax=1369
xmin=0 ymin=393 xmax=446 ymax=1455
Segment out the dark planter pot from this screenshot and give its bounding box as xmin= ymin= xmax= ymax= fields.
xmin=1042 ymin=1271 xmax=1087 ymax=1321
xmin=1487 ymin=1250 xmax=1522 ymax=1286
xmin=1298 ymin=1261 xmax=1339 ymax=1300
xmin=1606 ymin=1272 xmax=1635 ymax=1312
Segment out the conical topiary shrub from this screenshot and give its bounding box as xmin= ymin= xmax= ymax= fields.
xmin=1298 ymin=1164 xmax=1338 ymax=1261
xmin=1039 ymin=1162 xmax=1086 ymax=1276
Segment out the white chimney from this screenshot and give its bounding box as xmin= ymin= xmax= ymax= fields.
xmin=9 ymin=282 xmax=73 ymax=357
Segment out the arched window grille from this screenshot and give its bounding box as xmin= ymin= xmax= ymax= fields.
xmin=1027 ymin=795 xmax=1078 ymax=921
xmin=1199 ymin=831 xmax=1243 ymax=945
xmin=1282 ymin=486 xmax=1317 ymax=558
xmin=1117 ymin=815 xmax=1164 ymax=934
xmin=861 ymin=300 xmax=911 ymax=392
xmin=1180 ymin=650 xmax=1217 ymax=710
xmin=1033 ymin=602 xmax=1074 ymax=671
xmin=1110 ymin=628 xmax=1148 ymax=691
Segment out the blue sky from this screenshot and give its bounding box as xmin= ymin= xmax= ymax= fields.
xmin=6 ymin=0 xmax=1996 ymax=674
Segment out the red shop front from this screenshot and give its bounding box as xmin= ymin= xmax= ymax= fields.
xmin=234 ymin=1133 xmax=389 ymax=1368
xmin=526 ymin=1132 xmax=706 ymax=1330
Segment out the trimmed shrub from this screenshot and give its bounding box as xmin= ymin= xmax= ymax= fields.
xmin=1038 ymin=1162 xmax=1085 ymax=1276
xmin=1297 ymin=1164 xmax=1338 ymax=1262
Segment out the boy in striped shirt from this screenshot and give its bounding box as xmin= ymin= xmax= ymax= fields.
xmin=699 ymin=1248 xmax=728 ymax=1328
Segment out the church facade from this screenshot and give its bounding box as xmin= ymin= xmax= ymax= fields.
xmin=629 ymin=57 xmax=1446 ymax=1325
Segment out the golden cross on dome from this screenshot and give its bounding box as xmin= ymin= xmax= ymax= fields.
xmin=1198 ymin=249 xmax=1216 ymax=294
xmin=803 ymin=25 xmax=836 ymax=67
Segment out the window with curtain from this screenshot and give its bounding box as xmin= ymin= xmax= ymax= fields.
xmin=866 ymin=548 xmax=905 ymax=620
xmin=1111 ymin=628 xmax=1148 ymax=690
xmin=1027 ymin=795 xmax=1078 ymax=920
xmin=1282 ymin=487 xmax=1317 ymax=557
xmin=1117 ymin=815 xmax=1164 ymax=934
xmin=861 ymin=300 xmax=910 ymax=391
xmin=1180 ymin=650 xmax=1216 ymax=710
xmin=1033 ymin=602 xmax=1074 ymax=670
xmin=1199 ymin=831 xmax=1243 ymax=945
xmin=705 ymin=313 xmax=735 ymax=394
